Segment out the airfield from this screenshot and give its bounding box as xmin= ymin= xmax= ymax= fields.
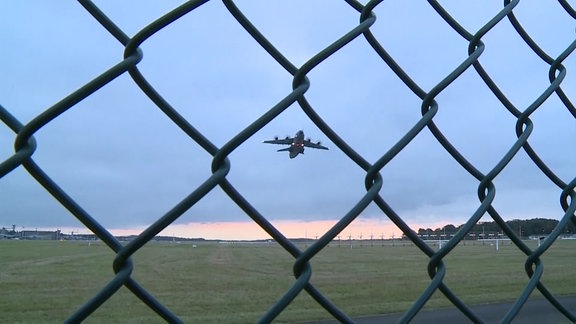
xmin=1 ymin=239 xmax=575 ymax=323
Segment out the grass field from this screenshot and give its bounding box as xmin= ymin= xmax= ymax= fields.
xmin=1 ymin=239 xmax=575 ymax=323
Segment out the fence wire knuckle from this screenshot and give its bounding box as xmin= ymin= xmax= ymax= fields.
xmin=2 ymin=0 xmax=576 ymax=323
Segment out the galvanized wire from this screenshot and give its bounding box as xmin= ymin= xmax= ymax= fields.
xmin=1 ymin=0 xmax=575 ymax=323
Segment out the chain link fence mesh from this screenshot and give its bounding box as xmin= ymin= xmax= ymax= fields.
xmin=2 ymin=0 xmax=576 ymax=322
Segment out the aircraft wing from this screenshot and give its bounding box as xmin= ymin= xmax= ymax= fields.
xmin=263 ymin=137 xmax=293 ymax=145
xmin=303 ymin=139 xmax=329 ymax=150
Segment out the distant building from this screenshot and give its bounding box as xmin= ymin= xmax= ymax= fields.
xmin=20 ymin=230 xmax=61 ymax=240
xmin=0 ymin=227 xmax=18 ymax=239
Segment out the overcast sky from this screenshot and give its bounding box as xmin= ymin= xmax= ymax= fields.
xmin=1 ymin=1 xmax=575 ymax=238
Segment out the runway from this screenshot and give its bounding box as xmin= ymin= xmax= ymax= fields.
xmin=307 ymin=295 xmax=576 ymax=323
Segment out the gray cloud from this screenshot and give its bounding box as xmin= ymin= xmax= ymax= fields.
xmin=1 ymin=1 xmax=574 ymax=233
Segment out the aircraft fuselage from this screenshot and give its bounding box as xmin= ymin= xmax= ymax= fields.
xmin=288 ymin=130 xmax=305 ymax=158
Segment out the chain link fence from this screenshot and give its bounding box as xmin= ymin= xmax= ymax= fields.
xmin=2 ymin=0 xmax=576 ymax=322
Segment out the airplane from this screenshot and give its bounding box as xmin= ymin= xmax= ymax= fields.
xmin=263 ymin=130 xmax=328 ymax=158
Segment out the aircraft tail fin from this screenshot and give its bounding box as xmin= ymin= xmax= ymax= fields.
xmin=277 ymin=147 xmax=290 ymax=152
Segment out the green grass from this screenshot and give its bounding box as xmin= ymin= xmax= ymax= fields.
xmin=0 ymin=239 xmax=574 ymax=323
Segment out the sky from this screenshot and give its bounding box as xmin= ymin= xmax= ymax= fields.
xmin=1 ymin=1 xmax=575 ymax=240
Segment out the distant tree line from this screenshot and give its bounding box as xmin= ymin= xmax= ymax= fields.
xmin=417 ymin=218 xmax=575 ymax=239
